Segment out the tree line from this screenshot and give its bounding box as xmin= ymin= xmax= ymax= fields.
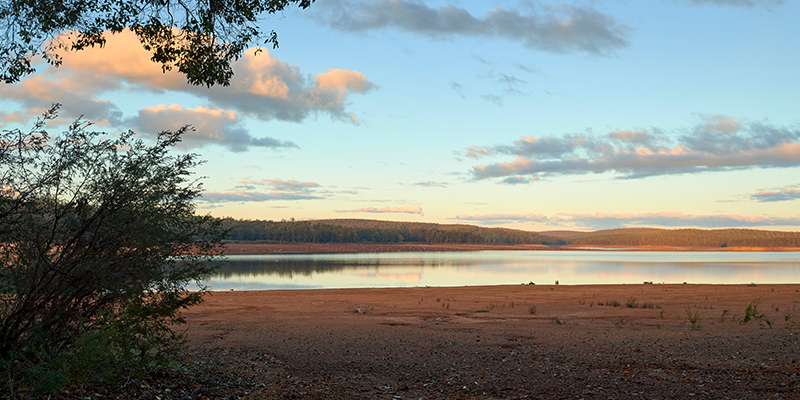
xmin=220 ymin=218 xmax=567 ymax=245
xmin=572 ymin=228 xmax=800 ymax=248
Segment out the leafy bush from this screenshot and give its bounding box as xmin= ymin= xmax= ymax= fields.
xmin=0 ymin=106 xmax=225 ymax=394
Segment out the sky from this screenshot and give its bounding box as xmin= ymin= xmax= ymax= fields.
xmin=1 ymin=0 xmax=799 ymax=232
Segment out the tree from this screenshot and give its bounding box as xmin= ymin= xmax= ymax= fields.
xmin=0 ymin=105 xmax=226 ymax=392
xmin=0 ymin=0 xmax=314 ymax=86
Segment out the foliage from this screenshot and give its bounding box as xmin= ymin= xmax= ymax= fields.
xmin=686 ymin=307 xmax=701 ymax=331
xmin=739 ymin=297 xmax=771 ymax=328
xmin=221 ymin=218 xmax=567 ymax=245
xmin=0 ymin=105 xmax=225 ymax=393
xmin=571 ymin=228 xmax=800 ymax=248
xmin=0 ymin=0 xmax=313 ymax=86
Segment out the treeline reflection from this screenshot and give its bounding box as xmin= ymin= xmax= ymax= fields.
xmin=211 ymin=257 xmax=462 ymax=279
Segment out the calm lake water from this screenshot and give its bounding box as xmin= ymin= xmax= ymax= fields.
xmin=204 ymin=250 xmax=800 ymax=290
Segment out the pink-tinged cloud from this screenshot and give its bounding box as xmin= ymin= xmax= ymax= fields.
xmin=200 ymin=191 xmax=325 ymax=203
xmin=465 ymin=115 xmax=800 ymax=181
xmin=453 ymin=213 xmax=551 ymax=225
xmin=236 ymin=178 xmax=320 ymax=193
xmin=559 ymin=212 xmax=800 ymax=229
xmin=337 ymin=204 xmax=424 ymax=215
xmin=744 ymin=183 xmax=800 ymax=203
xmin=452 ymin=211 xmax=800 ymax=229
xmin=198 ymin=178 xmax=324 ymax=204
xmin=0 ymin=30 xmax=375 ymax=147
xmin=133 ymin=104 xmax=297 ymax=152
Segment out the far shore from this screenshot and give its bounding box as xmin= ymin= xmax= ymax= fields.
xmin=221 ymin=242 xmax=800 ymax=255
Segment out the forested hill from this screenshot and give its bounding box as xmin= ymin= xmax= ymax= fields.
xmin=221 ymin=218 xmax=565 ymax=245
xmin=220 ymin=218 xmax=800 ymax=247
xmin=570 ymin=228 xmax=800 ymax=248
xmin=541 ymin=228 xmax=662 ymax=240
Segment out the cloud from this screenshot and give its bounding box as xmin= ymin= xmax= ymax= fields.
xmin=132 ymin=104 xmax=298 ymax=152
xmin=500 ymin=176 xmax=538 ymax=185
xmin=744 ymin=183 xmax=800 ymax=203
xmin=236 ymin=178 xmax=320 ymax=192
xmin=199 ymin=178 xmax=324 ymax=204
xmin=453 ymin=211 xmax=800 ymax=229
xmin=200 ymin=191 xmax=324 ymax=203
xmin=465 ymin=115 xmax=800 ymax=181
xmin=491 ymin=72 xmax=528 ymax=96
xmin=514 ymin=63 xmax=543 ymax=75
xmin=453 ymin=213 xmax=551 ymax=225
xmin=0 ymin=30 xmax=375 ymax=148
xmin=310 ymin=0 xmax=631 ymax=56
xmin=683 ymin=0 xmax=783 ymax=8
xmin=413 ymin=181 xmax=447 ymax=188
xmin=561 ymin=212 xmax=800 ymax=230
xmin=336 ymin=204 xmax=424 ymax=215
xmin=450 ymin=81 xmax=467 ymax=99
xmin=480 ymin=94 xmax=503 ymax=106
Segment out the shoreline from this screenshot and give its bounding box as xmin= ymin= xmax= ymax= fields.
xmin=181 ymin=283 xmax=800 ymax=398
xmin=221 ymin=242 xmax=800 ymax=255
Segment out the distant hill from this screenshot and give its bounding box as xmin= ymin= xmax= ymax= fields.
xmin=221 ymin=218 xmax=800 ymax=248
xmin=542 ymin=228 xmax=662 ymax=240
xmin=571 ymin=228 xmax=800 ymax=248
xmin=311 ymin=219 xmax=564 ymax=245
xmin=222 ymin=218 xmax=565 ymax=245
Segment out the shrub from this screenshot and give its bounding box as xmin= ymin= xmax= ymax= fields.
xmin=0 ymin=106 xmax=225 ymax=394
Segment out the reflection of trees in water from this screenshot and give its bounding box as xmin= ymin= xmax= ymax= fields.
xmin=210 ymin=257 xmax=481 ymax=279
xmin=213 ymin=259 xmax=371 ymax=279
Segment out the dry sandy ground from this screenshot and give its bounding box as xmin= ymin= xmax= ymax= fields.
xmin=177 ymin=284 xmax=800 ymax=399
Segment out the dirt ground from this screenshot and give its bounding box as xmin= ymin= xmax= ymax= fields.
xmin=173 ymin=284 xmax=800 ymax=399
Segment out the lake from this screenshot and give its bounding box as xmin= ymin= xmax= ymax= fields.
xmin=202 ymin=250 xmax=800 ymax=290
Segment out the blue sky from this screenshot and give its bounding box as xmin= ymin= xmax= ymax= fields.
xmin=1 ymin=0 xmax=799 ymax=231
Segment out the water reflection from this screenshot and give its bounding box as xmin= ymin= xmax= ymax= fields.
xmin=206 ymin=251 xmax=800 ymax=290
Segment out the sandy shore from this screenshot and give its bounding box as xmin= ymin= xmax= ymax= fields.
xmin=180 ymin=284 xmax=800 ymax=399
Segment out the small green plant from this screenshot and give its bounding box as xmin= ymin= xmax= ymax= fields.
xmin=528 ymin=305 xmax=537 ymax=315
xmin=550 ymin=316 xmax=565 ymax=325
xmin=626 ymin=297 xmax=638 ymax=308
xmin=686 ymin=307 xmax=701 ymax=331
xmin=612 ymin=319 xmax=628 ymax=328
xmin=720 ymin=309 xmax=730 ymax=322
xmin=740 ymin=297 xmax=765 ymax=324
xmin=471 ymin=310 xmax=489 ymax=313
xmin=659 ymin=310 xmax=664 ymax=319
